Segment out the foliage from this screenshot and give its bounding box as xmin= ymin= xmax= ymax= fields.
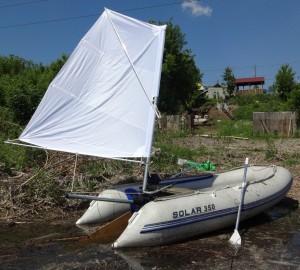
xmin=216 ymin=120 xmax=253 ymax=138
xmin=264 ymin=138 xmax=278 ymax=160
xmin=287 ymin=84 xmax=300 ymax=117
xmin=156 ymin=21 xmax=203 ymax=113
xmin=0 ymin=54 xmax=67 ymax=171
xmin=0 ymin=108 xmax=25 ymax=173
xmin=282 ymin=152 xmax=300 ymax=166
xmin=232 ymin=94 xmax=289 ymax=120
xmin=0 ymin=85 xmax=6 ymax=106
xmin=0 ymin=54 xmax=67 ymax=125
xmin=0 ymin=55 xmax=31 ymax=75
xmin=273 ymin=64 xmax=296 ymax=101
xmin=152 ymin=130 xmax=202 ymax=173
xmin=0 ymin=109 xmax=45 ymax=173
xmin=223 ymin=67 xmax=235 ymax=97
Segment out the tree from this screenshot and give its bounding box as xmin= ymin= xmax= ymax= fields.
xmin=288 ymin=83 xmax=300 ymax=115
xmin=156 ymin=21 xmax=203 ymax=113
xmin=0 ymin=54 xmax=68 ymax=124
xmin=273 ymin=64 xmax=296 ymax=101
xmin=0 ymin=85 xmax=6 ymax=106
xmin=223 ymin=67 xmax=235 ymax=97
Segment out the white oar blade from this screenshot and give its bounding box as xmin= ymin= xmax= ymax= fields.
xmin=229 ymin=229 xmax=241 ymax=246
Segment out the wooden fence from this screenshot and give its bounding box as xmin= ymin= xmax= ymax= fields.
xmin=253 ymin=112 xmax=297 ymax=137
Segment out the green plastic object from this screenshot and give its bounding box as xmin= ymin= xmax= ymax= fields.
xmin=186 ymin=160 xmax=216 ymax=171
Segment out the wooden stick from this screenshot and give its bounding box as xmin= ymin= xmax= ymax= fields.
xmin=199 ymin=134 xmax=248 ymax=140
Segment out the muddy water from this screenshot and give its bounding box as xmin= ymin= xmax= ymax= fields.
xmin=0 ymin=197 xmax=299 ymax=270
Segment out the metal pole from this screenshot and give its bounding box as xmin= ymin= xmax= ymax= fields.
xmin=234 ymin=159 xmax=249 ymax=231
xmin=66 ymin=193 xmax=134 ymax=204
xmin=142 ymin=156 xmax=151 ymax=192
xmin=105 ymin=8 xmax=160 ymax=118
xmin=141 ymin=24 xmax=166 ymax=192
xmin=229 ymin=157 xmax=249 ymax=246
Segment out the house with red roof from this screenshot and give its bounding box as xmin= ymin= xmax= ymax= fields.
xmin=235 ymin=77 xmax=265 ymax=95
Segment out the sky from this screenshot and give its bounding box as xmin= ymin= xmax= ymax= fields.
xmin=0 ymin=0 xmax=300 ymax=88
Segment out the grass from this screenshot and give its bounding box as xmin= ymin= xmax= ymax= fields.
xmin=212 ymin=119 xmax=296 ymax=139
xmin=152 ymin=131 xmax=196 ymax=173
xmin=0 ymin=106 xmax=49 ymax=174
xmin=264 ymin=138 xmax=278 ymax=160
xmin=215 ymin=120 xmax=253 ymax=138
xmin=283 ymin=153 xmax=300 ymax=166
xmin=152 ymin=130 xmax=213 ymax=174
xmin=22 ymin=168 xmax=66 ymax=205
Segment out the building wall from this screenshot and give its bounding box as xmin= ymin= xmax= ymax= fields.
xmin=237 ymin=88 xmax=264 ymax=96
xmin=206 ymin=87 xmax=227 ymax=100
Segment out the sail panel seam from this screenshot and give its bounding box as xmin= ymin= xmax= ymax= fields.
xmin=105 ymin=9 xmax=160 ymax=118
xmin=48 ymin=83 xmax=148 ymax=133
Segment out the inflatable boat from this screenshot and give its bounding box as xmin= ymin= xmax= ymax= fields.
xmin=114 ymin=165 xmax=292 ymax=248
xmin=76 ymin=165 xmax=292 ymax=248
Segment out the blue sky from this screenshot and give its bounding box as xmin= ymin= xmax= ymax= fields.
xmin=1 ymin=0 xmax=300 ymax=88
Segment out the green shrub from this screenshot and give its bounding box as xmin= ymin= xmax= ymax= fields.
xmin=264 ymin=138 xmax=278 ymax=160
xmin=232 ymin=94 xmax=289 ymax=120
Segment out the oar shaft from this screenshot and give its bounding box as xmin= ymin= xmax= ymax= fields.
xmin=234 ymin=158 xmax=249 ymax=231
xmin=66 ymin=193 xmax=134 ymax=204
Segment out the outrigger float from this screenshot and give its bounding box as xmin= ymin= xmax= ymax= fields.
xmin=7 ymin=9 xmax=292 ymax=248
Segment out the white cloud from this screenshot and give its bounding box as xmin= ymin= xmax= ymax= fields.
xmin=182 ymin=0 xmax=212 ymax=16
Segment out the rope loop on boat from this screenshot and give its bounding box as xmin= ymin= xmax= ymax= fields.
xmin=196 ymin=165 xmax=278 ymax=197
xmin=249 ymin=164 xmax=277 ymax=178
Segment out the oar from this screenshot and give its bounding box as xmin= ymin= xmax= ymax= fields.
xmin=79 ymin=211 xmax=132 ymax=245
xmin=229 ymin=157 xmax=249 ymax=246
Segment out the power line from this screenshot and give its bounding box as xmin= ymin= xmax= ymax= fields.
xmin=0 ymin=0 xmax=50 ymax=9
xmin=0 ymin=12 xmax=99 ymax=29
xmin=0 ymin=0 xmax=22 ymax=3
xmin=0 ymin=1 xmax=182 ymax=30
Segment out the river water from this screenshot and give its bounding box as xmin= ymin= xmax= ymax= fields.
xmin=0 ymin=197 xmax=299 ymax=270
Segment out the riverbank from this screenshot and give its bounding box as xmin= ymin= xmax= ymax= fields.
xmin=1 ymin=134 xmax=300 ymax=222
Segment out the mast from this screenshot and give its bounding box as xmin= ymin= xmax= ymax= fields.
xmin=142 ymin=24 xmax=166 ymax=192
xmin=142 ymin=97 xmax=159 ymax=192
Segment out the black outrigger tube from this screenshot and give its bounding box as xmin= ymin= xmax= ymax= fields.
xmin=65 ymin=193 xmax=134 ymax=204
xmin=65 ymin=192 xmax=154 ymax=206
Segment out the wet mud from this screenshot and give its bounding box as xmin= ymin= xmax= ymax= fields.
xmin=0 ymin=197 xmax=299 ymax=270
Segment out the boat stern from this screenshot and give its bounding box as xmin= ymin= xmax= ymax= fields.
xmin=76 ymin=189 xmax=131 ymax=225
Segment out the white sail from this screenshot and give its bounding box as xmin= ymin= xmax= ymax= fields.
xmin=19 ymin=9 xmax=166 ymax=159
